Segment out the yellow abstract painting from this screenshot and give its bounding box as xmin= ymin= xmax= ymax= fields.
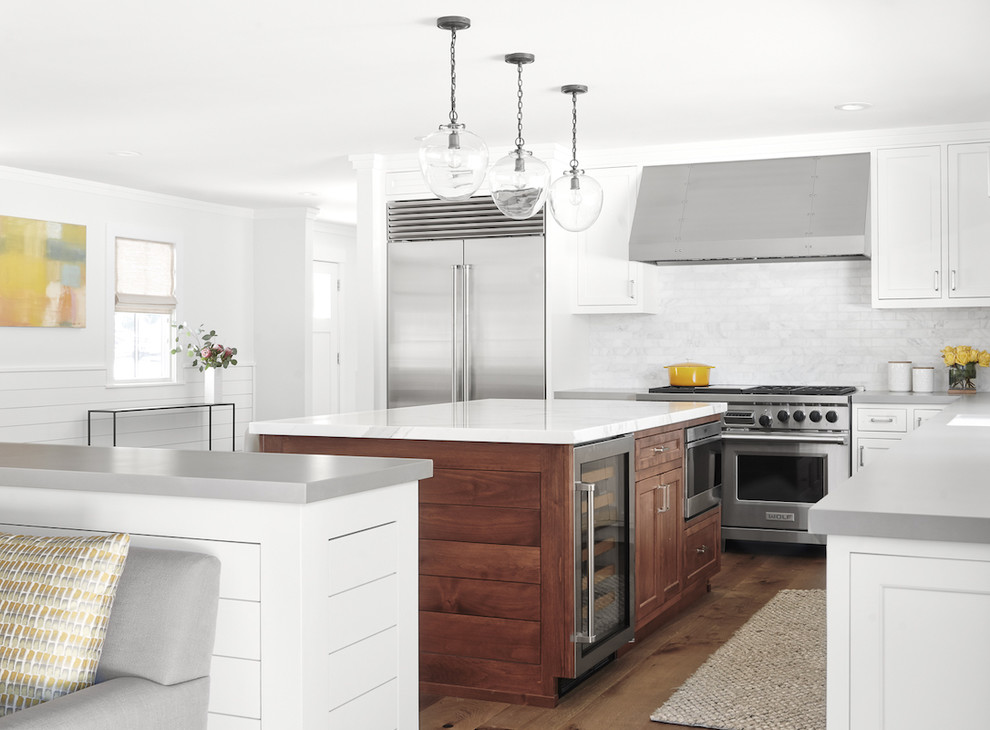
xmin=0 ymin=215 xmax=86 ymax=327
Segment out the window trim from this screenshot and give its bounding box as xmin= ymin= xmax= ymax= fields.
xmin=106 ymin=225 xmax=183 ymax=387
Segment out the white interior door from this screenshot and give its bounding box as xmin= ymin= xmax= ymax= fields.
xmin=313 ymin=261 xmax=340 ymax=414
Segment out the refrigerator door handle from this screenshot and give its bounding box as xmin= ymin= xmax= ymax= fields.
xmin=462 ymin=264 xmax=472 ymax=402
xmin=451 ymin=264 xmax=463 ymax=403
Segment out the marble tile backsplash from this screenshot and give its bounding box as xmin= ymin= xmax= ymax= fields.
xmin=587 ymin=260 xmax=990 ymax=392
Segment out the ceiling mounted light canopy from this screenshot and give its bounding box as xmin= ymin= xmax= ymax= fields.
xmin=418 ymin=16 xmax=488 ymax=201
xmin=489 ymin=53 xmax=551 ymax=220
xmin=548 ymin=85 xmax=603 ymax=232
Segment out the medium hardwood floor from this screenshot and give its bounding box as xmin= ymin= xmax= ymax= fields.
xmin=419 ymin=541 xmax=826 ymax=730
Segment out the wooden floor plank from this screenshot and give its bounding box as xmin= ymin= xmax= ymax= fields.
xmin=420 ymin=541 xmax=826 ymax=730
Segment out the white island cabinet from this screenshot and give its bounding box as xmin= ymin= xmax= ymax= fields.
xmin=0 ymin=443 xmax=432 ymax=730
xmin=809 ymin=394 xmax=990 ymax=730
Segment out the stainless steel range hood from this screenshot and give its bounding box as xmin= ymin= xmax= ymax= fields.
xmin=629 ymin=153 xmax=871 ymax=264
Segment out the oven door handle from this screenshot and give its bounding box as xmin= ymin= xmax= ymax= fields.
xmin=721 ymin=432 xmax=848 ymax=445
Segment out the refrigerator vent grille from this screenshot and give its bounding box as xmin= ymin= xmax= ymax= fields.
xmin=387 ymin=197 xmax=544 ymax=241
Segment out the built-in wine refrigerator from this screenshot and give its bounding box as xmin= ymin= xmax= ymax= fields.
xmin=570 ymin=434 xmax=636 ymax=680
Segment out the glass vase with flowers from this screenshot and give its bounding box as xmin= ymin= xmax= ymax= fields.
xmin=941 ymin=345 xmax=989 ymax=393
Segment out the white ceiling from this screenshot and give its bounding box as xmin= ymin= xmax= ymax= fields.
xmin=3 ymin=1 xmax=989 ymax=224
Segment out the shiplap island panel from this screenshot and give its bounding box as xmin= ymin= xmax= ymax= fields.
xmin=0 ymin=443 xmax=431 ymax=729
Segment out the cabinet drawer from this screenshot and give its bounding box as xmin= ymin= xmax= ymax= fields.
xmin=856 ymin=407 xmax=908 ymax=433
xmin=635 ymin=431 xmax=683 ymax=474
xmin=684 ymin=511 xmax=720 ymax=585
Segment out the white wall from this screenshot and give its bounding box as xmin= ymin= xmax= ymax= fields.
xmin=585 ymin=259 xmax=990 ymax=392
xmin=0 ymin=166 xmax=256 ymax=448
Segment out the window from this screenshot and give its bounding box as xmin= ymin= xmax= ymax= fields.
xmin=113 ymin=237 xmax=176 ymax=382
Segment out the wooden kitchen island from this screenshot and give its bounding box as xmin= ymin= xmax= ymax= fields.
xmin=251 ymin=398 xmax=726 ymax=706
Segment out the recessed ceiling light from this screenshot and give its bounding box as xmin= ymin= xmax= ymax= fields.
xmin=834 ymin=102 xmax=872 ymax=112
xmin=297 ymin=191 xmax=318 ymax=197
xmin=110 ymin=150 xmax=142 ymax=157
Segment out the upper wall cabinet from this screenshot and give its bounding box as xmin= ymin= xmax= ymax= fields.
xmin=571 ymin=166 xmax=658 ymax=313
xmin=874 ymin=143 xmax=990 ymax=307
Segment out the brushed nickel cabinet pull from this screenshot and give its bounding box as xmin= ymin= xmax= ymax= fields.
xmin=696 ymin=545 xmax=708 ymax=554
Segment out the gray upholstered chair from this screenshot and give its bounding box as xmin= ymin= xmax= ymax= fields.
xmin=0 ymin=546 xmax=221 ymax=729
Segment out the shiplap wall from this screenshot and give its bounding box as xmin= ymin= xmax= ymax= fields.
xmin=0 ymin=365 xmax=254 ymax=450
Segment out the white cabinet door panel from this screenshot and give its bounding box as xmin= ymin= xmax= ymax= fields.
xmin=876 ymin=147 xmax=942 ymax=300
xmin=948 ymin=142 xmax=990 ymax=299
xmin=849 ymin=552 xmax=990 ymax=729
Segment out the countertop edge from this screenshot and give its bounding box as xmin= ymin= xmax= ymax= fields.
xmin=0 ymin=443 xmax=433 ymax=505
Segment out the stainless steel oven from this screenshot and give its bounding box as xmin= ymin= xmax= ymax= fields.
xmin=571 ymin=434 xmax=635 ymax=678
xmin=684 ymin=421 xmax=722 ymax=520
xmin=721 ymin=430 xmax=849 ymax=543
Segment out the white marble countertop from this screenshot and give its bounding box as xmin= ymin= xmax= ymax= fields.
xmin=810 ymin=392 xmax=990 ymax=544
xmin=0 ymin=442 xmax=432 ymax=504
xmin=249 ymin=398 xmax=727 ymax=445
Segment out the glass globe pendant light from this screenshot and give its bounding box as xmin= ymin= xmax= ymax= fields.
xmin=548 ymin=85 xmax=604 ymax=232
xmin=489 ymin=53 xmax=551 ymax=220
xmin=418 ymin=16 xmax=488 ymax=201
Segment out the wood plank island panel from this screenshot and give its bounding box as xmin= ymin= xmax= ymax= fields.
xmin=259 ymin=434 xmax=574 ymax=706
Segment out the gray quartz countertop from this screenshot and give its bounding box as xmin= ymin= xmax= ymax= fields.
xmin=0 ymin=442 xmax=432 ymax=504
xmin=809 ymin=393 xmax=990 ymax=544
xmin=851 ymin=390 xmax=960 ymax=405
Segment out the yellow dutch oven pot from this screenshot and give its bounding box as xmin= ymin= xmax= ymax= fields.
xmin=665 ymin=362 xmax=715 ymax=387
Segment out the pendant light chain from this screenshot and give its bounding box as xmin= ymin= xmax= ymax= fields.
xmin=569 ymin=90 xmax=580 ymax=173
xmin=514 ymin=62 xmax=526 ymax=151
xmin=448 ymin=27 xmax=459 ymax=125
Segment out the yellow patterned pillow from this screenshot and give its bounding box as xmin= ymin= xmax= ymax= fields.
xmin=0 ymin=531 xmax=130 ymax=716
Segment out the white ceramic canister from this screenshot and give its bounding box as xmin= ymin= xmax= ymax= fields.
xmin=888 ymin=361 xmax=912 ymax=392
xmin=912 ymin=366 xmax=935 ymax=393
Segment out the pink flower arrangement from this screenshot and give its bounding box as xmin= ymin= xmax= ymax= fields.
xmin=171 ymin=323 xmax=238 ymax=371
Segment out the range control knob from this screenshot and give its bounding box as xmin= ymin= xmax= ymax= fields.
xmin=809 ymin=410 xmax=823 ymax=423
xmin=826 ymin=410 xmax=839 ymax=423
xmin=793 ymin=410 xmax=806 ymax=422
xmin=776 ymin=410 xmax=790 ymax=423
xmin=758 ymin=414 xmax=773 ymax=428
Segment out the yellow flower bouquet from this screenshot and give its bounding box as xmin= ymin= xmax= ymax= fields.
xmin=941 ymin=345 xmax=989 ymax=392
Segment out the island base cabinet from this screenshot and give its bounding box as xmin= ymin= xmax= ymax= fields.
xmin=633 ymin=418 xmax=722 ymax=638
xmin=826 ymin=535 xmax=990 ymax=729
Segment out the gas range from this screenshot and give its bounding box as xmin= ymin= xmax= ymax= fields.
xmin=641 ymin=384 xmax=859 ymax=545
xmin=642 ymin=384 xmax=857 ymax=433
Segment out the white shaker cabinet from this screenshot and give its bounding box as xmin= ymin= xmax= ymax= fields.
xmin=874 ymin=142 xmax=990 ymax=307
xmin=852 ymin=401 xmax=950 ymax=473
xmin=572 ymin=166 xmax=658 ymax=313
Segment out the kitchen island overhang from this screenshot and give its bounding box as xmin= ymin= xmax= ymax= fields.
xmin=250 ymin=397 xmax=728 ymax=707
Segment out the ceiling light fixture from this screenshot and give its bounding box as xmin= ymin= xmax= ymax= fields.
xmin=418 ymin=16 xmax=488 ymax=201
xmin=548 ymin=85 xmax=603 ymax=232
xmin=835 ymin=102 xmax=872 ymax=112
xmin=489 ymin=53 xmax=551 ymax=220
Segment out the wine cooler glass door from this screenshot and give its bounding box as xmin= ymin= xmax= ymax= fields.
xmin=573 ymin=435 xmax=635 ymax=676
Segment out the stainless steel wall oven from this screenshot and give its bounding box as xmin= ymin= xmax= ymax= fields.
xmin=571 ymin=434 xmax=635 ymax=679
xmin=683 ymin=421 xmax=722 ymax=520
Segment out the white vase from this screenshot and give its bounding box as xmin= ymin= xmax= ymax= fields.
xmin=204 ymin=368 xmax=222 ymax=404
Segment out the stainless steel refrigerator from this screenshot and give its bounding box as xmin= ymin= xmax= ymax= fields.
xmin=387 ymin=236 xmax=545 ymax=408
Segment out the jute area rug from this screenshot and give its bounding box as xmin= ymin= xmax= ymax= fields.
xmin=651 ymin=588 xmax=825 ymax=730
